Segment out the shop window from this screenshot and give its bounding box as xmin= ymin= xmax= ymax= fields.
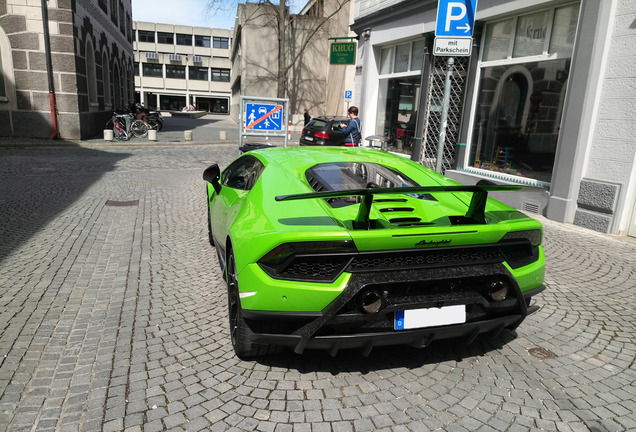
xmin=176 ymin=33 xmax=192 ymax=46
xmin=142 ymin=63 xmax=163 ymax=78
xmin=375 ymin=39 xmax=426 ymax=156
xmin=166 ymin=65 xmax=185 ymax=79
xmin=375 ymin=76 xmax=421 ymax=156
xmin=195 ymin=35 xmax=211 ymax=47
xmin=213 ymin=37 xmax=229 ymax=49
xmin=158 ymin=32 xmax=174 ymax=44
xmin=189 ymin=66 xmax=208 ymax=81
xmin=468 ymin=4 xmax=579 ymax=184
xmin=138 ymin=30 xmax=155 ymax=43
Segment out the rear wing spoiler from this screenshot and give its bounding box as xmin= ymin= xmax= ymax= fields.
xmin=276 ymin=185 xmax=522 ymax=229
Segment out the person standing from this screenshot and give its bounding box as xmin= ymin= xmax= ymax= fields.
xmin=304 ymin=109 xmax=311 ymax=125
xmin=340 ymin=106 xmax=361 ymax=146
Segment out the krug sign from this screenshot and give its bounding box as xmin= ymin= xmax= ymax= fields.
xmin=330 ymin=42 xmax=356 ymax=65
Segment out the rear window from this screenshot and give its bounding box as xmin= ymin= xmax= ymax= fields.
xmin=305 ymin=119 xmax=327 ymax=130
xmin=306 ymin=162 xmax=419 ymax=192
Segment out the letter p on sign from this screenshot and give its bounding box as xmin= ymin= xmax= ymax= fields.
xmin=445 ymin=2 xmax=466 ymax=31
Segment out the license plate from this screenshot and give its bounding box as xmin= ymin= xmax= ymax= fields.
xmin=303 ymin=136 xmax=313 ymax=141
xmin=395 ymin=305 xmax=466 ymax=330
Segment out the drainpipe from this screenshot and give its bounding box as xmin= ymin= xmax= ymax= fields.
xmin=41 ymin=0 xmax=58 ymax=139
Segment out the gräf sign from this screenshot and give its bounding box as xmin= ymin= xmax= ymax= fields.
xmin=330 ymin=42 xmax=356 ymax=65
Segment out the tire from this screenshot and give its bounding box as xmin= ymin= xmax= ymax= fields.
xmin=226 ymin=248 xmax=259 ymax=359
xmin=149 ymin=118 xmax=163 ymax=132
xmin=206 ymin=192 xmax=214 ymax=246
xmin=131 ymin=120 xmax=148 ymax=138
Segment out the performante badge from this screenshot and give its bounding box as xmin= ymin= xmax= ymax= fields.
xmin=415 ymin=239 xmax=452 ymax=246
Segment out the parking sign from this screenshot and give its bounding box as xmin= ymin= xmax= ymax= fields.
xmin=435 ymin=0 xmax=477 ymax=37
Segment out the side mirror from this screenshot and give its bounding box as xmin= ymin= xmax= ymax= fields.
xmin=203 ymin=164 xmax=222 ymax=193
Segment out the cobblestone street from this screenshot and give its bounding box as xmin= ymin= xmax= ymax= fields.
xmin=0 ymin=144 xmax=634 ymax=432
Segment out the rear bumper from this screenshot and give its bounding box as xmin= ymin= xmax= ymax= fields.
xmin=242 ymin=263 xmax=545 ymax=356
xmin=251 ymin=313 xmax=524 ymax=356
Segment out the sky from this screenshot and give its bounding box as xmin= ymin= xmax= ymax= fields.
xmin=131 ymin=0 xmax=304 ymax=30
xmin=132 ymin=0 xmax=237 ymax=29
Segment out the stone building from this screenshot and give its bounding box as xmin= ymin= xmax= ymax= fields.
xmin=0 ymin=0 xmax=134 ymax=139
xmin=351 ymin=0 xmax=636 ymax=237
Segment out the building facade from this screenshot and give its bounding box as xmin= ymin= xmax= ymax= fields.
xmin=0 ymin=0 xmax=134 ymax=139
xmin=230 ymin=0 xmax=356 ymax=125
xmin=351 ymin=0 xmax=636 ymax=238
xmin=133 ymin=22 xmax=232 ymax=113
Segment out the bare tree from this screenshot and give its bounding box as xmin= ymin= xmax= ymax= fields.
xmin=205 ymin=0 xmax=350 ymax=99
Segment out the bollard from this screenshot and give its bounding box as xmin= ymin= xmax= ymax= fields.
xmin=184 ymin=130 xmax=193 ymax=141
xmin=104 ymin=129 xmax=113 ymax=141
xmin=219 ymin=130 xmax=227 ymax=140
xmin=148 ymin=129 xmax=157 ymax=141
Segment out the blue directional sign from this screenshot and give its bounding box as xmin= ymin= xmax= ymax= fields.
xmin=245 ymin=103 xmax=283 ymax=131
xmin=436 ymin=0 xmax=477 ymax=37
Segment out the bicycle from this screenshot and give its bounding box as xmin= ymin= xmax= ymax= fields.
xmin=105 ymin=112 xmax=148 ymax=140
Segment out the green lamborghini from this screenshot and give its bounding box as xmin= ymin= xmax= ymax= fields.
xmin=203 ymin=146 xmax=545 ymax=358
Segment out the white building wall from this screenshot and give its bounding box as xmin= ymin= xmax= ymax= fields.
xmin=578 ymin=0 xmax=636 ymax=234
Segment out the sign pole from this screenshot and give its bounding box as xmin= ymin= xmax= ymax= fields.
xmin=436 ymin=57 xmax=454 ymax=173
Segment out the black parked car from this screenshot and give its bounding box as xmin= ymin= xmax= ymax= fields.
xmin=299 ymin=117 xmax=349 ymax=146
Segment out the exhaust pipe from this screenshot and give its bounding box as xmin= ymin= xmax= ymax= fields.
xmin=358 ymin=289 xmax=383 ymax=314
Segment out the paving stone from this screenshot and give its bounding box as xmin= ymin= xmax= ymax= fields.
xmin=0 ymin=144 xmax=634 ymax=432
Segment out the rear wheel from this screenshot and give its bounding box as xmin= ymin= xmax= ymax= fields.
xmin=226 ymin=248 xmax=258 ymax=359
xmin=131 ymin=119 xmax=148 ymax=138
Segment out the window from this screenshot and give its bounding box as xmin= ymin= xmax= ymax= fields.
xmin=110 ymin=0 xmax=117 ymax=24
xmin=222 ymin=156 xmax=265 ymax=190
xmin=166 ymin=65 xmax=185 ymax=79
xmin=142 ymin=63 xmax=163 ymax=77
xmin=469 ymin=4 xmax=580 ymax=184
xmin=378 ymin=39 xmax=425 ymax=76
xmin=138 ymin=30 xmax=155 ymax=43
xmin=176 ymin=33 xmax=191 ymax=46
xmin=157 ymin=32 xmax=174 ymax=44
xmin=0 ymin=44 xmax=5 ymax=98
xmin=213 ymin=37 xmax=229 ymax=49
xmin=189 ymin=66 xmax=208 ymax=81
xmin=134 ymin=61 xmax=139 ymax=76
xmin=376 ymin=39 xmax=425 ymax=156
xmin=98 ymin=0 xmax=107 ymax=14
xmin=211 ymin=68 xmax=230 ymax=82
xmin=195 ymin=35 xmax=211 ymax=47
xmin=375 ymin=76 xmax=421 ymax=156
xmin=306 ymin=162 xmax=419 ymax=201
xmin=86 ymin=41 xmax=97 ymax=106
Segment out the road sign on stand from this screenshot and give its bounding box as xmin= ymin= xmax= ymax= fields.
xmin=245 ymin=103 xmax=283 ymax=131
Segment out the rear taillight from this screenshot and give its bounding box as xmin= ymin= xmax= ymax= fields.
xmin=302 ymin=129 xmax=307 ymax=135
xmin=258 ymin=241 xmax=357 ymax=282
xmin=314 ymin=131 xmax=329 ymax=139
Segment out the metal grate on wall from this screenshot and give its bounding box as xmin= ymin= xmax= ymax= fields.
xmin=420 ymin=56 xmax=469 ymax=173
